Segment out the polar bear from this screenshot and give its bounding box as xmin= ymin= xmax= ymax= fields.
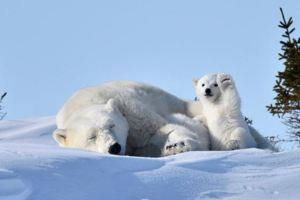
xmin=193 ymin=73 xmax=274 ymax=151
xmin=53 ymin=81 xmax=208 ymax=156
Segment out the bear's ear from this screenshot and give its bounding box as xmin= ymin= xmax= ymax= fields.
xmin=53 ymin=129 xmax=67 ymax=146
xmin=105 ymin=98 xmax=119 ymax=112
xmin=193 ymin=78 xmax=199 ymax=86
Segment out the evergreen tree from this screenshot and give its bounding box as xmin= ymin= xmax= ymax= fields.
xmin=267 ymin=8 xmax=300 ymax=140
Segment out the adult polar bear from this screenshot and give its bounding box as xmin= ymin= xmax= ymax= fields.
xmin=193 ymin=73 xmax=275 ymax=151
xmin=53 ymin=81 xmax=209 ymax=157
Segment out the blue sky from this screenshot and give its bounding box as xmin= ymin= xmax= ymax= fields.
xmin=0 ymin=0 xmax=300 ymax=138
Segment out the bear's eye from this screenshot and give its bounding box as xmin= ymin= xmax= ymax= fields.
xmin=202 ymin=83 xmax=205 ymax=87
xmin=109 ymin=124 xmax=115 ymax=129
xmin=88 ymin=134 xmax=97 ymax=141
xmin=214 ymin=83 xmax=218 ymax=87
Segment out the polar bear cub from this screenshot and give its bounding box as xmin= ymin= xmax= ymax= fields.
xmin=193 ymin=73 xmax=257 ymax=150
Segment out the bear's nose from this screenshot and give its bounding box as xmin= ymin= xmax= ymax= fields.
xmin=108 ymin=143 xmax=121 ymax=155
xmin=205 ymin=88 xmax=212 ymax=95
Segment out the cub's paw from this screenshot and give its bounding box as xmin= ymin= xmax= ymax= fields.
xmin=163 ymin=141 xmax=190 ymax=156
xmin=226 ymin=140 xmax=241 ymax=150
xmin=217 ymin=73 xmax=233 ymax=90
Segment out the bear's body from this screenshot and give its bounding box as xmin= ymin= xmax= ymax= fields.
xmin=194 ymin=74 xmax=274 ymax=151
xmin=132 ymin=113 xmax=210 ymax=157
xmin=53 ymin=81 xmax=208 ymax=156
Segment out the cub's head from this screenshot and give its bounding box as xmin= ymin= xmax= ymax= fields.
xmin=53 ymin=99 xmax=129 ymax=155
xmin=193 ymin=74 xmax=222 ymax=103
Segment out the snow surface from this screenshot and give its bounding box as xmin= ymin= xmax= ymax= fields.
xmin=0 ymin=117 xmax=300 ymax=200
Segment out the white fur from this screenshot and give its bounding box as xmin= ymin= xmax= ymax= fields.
xmin=248 ymin=126 xmax=277 ymax=151
xmin=53 ymin=81 xmax=208 ymax=156
xmin=194 ymin=73 xmax=257 ymax=150
xmin=161 ymin=113 xmax=210 ymax=156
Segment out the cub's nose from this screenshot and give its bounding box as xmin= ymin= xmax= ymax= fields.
xmin=205 ymin=88 xmax=212 ymax=95
xmin=108 ymin=143 xmax=121 ymax=155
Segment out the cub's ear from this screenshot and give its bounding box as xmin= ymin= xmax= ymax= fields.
xmin=193 ymin=78 xmax=199 ymax=86
xmin=53 ymin=129 xmax=67 ymax=146
xmin=105 ymin=98 xmax=119 ymax=112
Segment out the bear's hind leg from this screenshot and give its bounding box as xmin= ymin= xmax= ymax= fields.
xmin=226 ymin=127 xmax=256 ymax=150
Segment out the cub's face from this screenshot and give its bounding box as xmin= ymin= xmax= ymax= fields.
xmin=194 ymin=74 xmax=222 ymax=103
xmin=53 ymin=99 xmax=129 ymax=155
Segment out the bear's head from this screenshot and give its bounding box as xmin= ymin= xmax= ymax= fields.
xmin=193 ymin=74 xmax=223 ymax=103
xmin=53 ymin=99 xmax=129 ymax=155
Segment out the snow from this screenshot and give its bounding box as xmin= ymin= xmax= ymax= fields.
xmin=0 ymin=117 xmax=300 ymax=200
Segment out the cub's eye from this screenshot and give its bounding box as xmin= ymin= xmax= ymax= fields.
xmin=88 ymin=134 xmax=97 ymax=141
xmin=214 ymin=83 xmax=218 ymax=87
xmin=109 ymin=124 xmax=115 ymax=129
xmin=202 ymin=84 xmax=205 ymax=87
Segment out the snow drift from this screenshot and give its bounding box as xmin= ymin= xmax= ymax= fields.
xmin=0 ymin=117 xmax=299 ymax=200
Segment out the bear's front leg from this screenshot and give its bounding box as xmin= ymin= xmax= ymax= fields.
xmin=217 ymin=73 xmax=241 ymax=112
xmin=163 ymin=138 xmax=202 ymax=156
xmin=162 ymin=125 xmax=204 ymax=156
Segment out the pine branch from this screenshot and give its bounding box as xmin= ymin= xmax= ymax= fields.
xmin=0 ymin=92 xmax=7 ymax=120
xmin=0 ymin=92 xmax=7 ymax=102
